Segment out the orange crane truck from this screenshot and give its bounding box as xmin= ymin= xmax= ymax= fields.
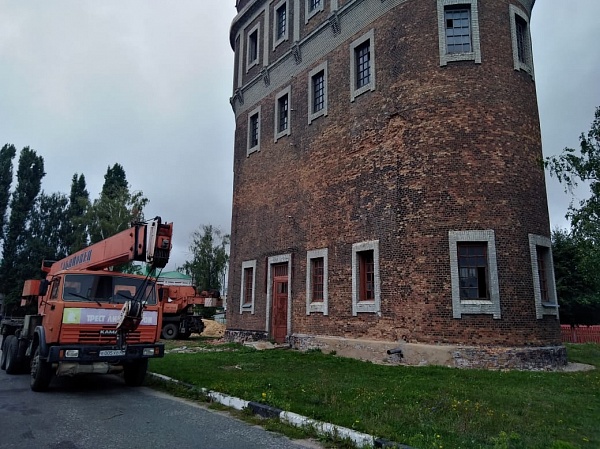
xmin=0 ymin=217 xmax=173 ymax=392
xmin=158 ymin=284 xmax=222 ymax=340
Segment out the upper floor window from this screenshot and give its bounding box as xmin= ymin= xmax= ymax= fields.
xmin=274 ymin=86 xmax=291 ymax=142
xmin=273 ymin=1 xmax=289 ymax=48
xmin=313 ymin=71 xmax=325 ymax=112
xmin=306 ymin=0 xmax=323 ymax=23
xmin=437 ymin=0 xmax=481 ymax=66
xmin=247 ymin=106 xmax=261 ymax=155
xmin=445 ymin=7 xmax=471 ymax=54
xmin=350 ymin=29 xmax=376 ymax=101
xmin=308 ymin=62 xmax=328 ymax=124
xmin=509 ymin=4 xmax=534 ymax=78
xmin=246 ymin=24 xmax=260 ymax=71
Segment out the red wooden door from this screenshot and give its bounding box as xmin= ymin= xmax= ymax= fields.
xmin=271 ymin=264 xmax=288 ymax=344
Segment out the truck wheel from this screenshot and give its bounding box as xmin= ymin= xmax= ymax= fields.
xmin=5 ymin=335 xmax=20 ymax=374
xmin=161 ymin=323 xmax=179 ymax=340
xmin=30 ymin=347 xmax=53 ymax=392
xmin=0 ymin=336 xmax=9 ymax=370
xmin=123 ymin=359 xmax=148 ymax=387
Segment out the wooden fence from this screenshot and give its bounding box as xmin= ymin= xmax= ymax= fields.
xmin=561 ymin=325 xmax=600 ymax=344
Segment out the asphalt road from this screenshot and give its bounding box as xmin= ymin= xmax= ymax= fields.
xmin=0 ymin=366 xmax=322 ymax=449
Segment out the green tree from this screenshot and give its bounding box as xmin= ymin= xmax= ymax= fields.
xmin=0 ymin=144 xmax=17 ymax=243
xmin=88 ymin=164 xmax=148 ymax=244
xmin=67 ymin=173 xmax=90 ymax=252
xmin=552 ymin=228 xmax=600 ymax=325
xmin=27 ymin=192 xmax=71 ymax=262
xmin=0 ymin=147 xmax=45 ymax=312
xmin=545 ymin=106 xmax=600 ymax=243
xmin=546 ymin=107 xmax=600 ymax=325
xmin=181 ymin=225 xmax=230 ymax=293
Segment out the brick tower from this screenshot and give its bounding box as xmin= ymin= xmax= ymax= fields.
xmin=226 ymin=0 xmax=565 ymax=369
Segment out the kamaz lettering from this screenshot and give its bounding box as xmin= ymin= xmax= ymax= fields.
xmin=60 ymin=250 xmax=93 ymax=270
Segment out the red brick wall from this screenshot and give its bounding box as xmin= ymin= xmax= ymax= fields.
xmin=227 ymin=0 xmax=561 ymax=346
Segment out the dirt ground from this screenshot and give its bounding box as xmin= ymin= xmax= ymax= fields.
xmin=201 ymin=319 xmax=225 ymax=337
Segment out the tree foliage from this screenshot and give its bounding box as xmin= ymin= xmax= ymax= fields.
xmin=546 ymin=106 xmax=600 ymax=325
xmin=545 ymin=106 xmax=600 ymax=244
xmin=181 ymin=225 xmax=230 ymax=293
xmin=0 ymin=144 xmax=17 ymax=243
xmin=88 ymin=164 xmax=148 ymax=244
xmin=0 ymin=155 xmax=150 ymax=313
xmin=67 ymin=173 xmax=90 ymax=253
xmin=552 ymin=228 xmax=600 ymax=325
xmin=0 ymin=147 xmax=45 ymax=312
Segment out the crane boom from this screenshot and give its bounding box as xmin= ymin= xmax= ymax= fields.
xmin=42 ymin=217 xmax=173 ymax=276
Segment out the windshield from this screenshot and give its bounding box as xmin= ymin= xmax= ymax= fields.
xmin=62 ymin=274 xmax=157 ymax=305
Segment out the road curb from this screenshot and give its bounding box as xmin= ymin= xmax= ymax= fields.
xmin=148 ymin=372 xmax=412 ymax=449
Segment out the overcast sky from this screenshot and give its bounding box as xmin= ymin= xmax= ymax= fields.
xmin=0 ymin=1 xmax=599 ymax=272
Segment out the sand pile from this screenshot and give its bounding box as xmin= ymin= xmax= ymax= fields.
xmin=202 ymin=319 xmax=226 ymax=337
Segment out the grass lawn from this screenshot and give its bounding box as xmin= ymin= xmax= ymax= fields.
xmin=148 ymin=341 xmax=600 ymax=449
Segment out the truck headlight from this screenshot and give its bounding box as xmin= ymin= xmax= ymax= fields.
xmin=143 ymin=348 xmax=155 ymax=356
xmin=65 ymin=350 xmax=79 ymax=358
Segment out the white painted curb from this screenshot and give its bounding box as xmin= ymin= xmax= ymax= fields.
xmin=148 ymin=372 xmax=378 ymax=448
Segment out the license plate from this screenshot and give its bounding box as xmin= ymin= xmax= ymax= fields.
xmin=99 ymin=350 xmax=126 ymax=357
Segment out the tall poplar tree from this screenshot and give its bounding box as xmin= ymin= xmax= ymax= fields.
xmin=67 ymin=173 xmax=90 ymax=252
xmin=0 ymin=147 xmax=45 ymax=312
xmin=88 ymin=163 xmax=148 ymax=244
xmin=0 ymin=144 xmax=17 ymax=244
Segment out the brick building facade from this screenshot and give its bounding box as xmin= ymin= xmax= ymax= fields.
xmin=225 ymin=0 xmax=566 ymax=368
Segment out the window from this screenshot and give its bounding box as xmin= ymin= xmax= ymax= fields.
xmin=437 ymin=0 xmax=481 ymax=66
xmin=246 ymin=24 xmax=260 ymax=71
xmin=350 ymin=29 xmax=376 ymax=101
xmin=240 ymin=260 xmax=256 ymax=314
xmin=273 ymin=1 xmax=289 ymax=48
xmin=306 ymin=248 xmax=328 ymax=314
xmin=457 ymin=243 xmax=488 ymax=300
xmin=509 ymin=5 xmax=534 ymax=78
xmin=308 ymin=62 xmax=328 ymax=124
xmin=305 ymin=0 xmax=323 ymax=23
xmin=528 ymin=234 xmax=558 ymax=319
xmin=352 ymin=240 xmax=381 ymax=316
xmin=274 ymin=86 xmax=291 ymax=141
xmin=449 ymin=230 xmax=500 ymax=319
xmin=358 ymin=250 xmax=375 ymax=301
xmin=247 ymin=106 xmax=261 ymax=155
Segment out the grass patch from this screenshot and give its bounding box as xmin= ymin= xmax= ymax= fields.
xmin=148 ymin=342 xmax=600 ymax=449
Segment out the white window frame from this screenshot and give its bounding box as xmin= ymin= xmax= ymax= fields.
xmin=437 ymin=0 xmax=481 ymax=66
xmin=305 ymin=0 xmax=324 ymax=23
xmin=273 ymin=0 xmax=289 ymax=49
xmin=246 ymin=23 xmax=260 ymax=72
xmin=240 ymin=260 xmax=257 ymax=314
xmin=528 ymin=234 xmax=559 ymax=319
xmin=352 ymin=240 xmax=381 ymax=316
xmin=509 ymin=4 xmax=534 ymax=79
xmin=449 ymin=230 xmax=501 ymax=319
xmin=274 ymin=86 xmax=292 ymax=142
xmin=306 ymin=248 xmax=328 ymax=315
xmin=308 ymin=61 xmax=328 ymax=124
xmin=247 ymin=105 xmax=261 ymax=156
xmin=350 ymin=29 xmax=376 ymax=102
